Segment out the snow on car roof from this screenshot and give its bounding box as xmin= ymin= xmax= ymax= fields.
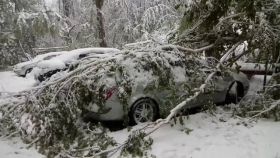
xmin=34 ymin=47 xmax=120 ymax=62
xmin=69 ymin=47 xmax=120 ymax=54
xmin=33 ymin=51 xmax=67 ymax=62
xmin=53 ymin=47 xmax=120 ymax=63
xmin=14 ymin=51 xmax=67 ymax=68
xmin=33 ymin=47 xmax=121 ymax=75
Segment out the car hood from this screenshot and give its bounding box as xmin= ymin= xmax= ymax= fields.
xmin=36 ymin=59 xmax=66 ymax=70
xmin=14 ymin=61 xmax=33 ymax=68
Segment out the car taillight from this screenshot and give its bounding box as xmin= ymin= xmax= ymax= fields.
xmin=105 ymin=87 xmax=117 ymax=100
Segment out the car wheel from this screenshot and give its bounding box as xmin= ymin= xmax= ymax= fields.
xmin=129 ymin=98 xmax=158 ymax=125
xmin=226 ymin=82 xmax=243 ymax=104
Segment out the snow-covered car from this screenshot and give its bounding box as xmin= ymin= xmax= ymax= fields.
xmin=33 ymin=47 xmax=121 ymax=82
xmin=77 ymin=49 xmax=250 ymax=124
xmin=13 ymin=51 xmax=66 ymax=77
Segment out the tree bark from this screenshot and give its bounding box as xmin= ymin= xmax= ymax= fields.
xmin=95 ymin=0 xmax=107 ymax=47
xmin=62 ymin=0 xmax=73 ymax=18
xmin=12 ymin=0 xmax=22 ymax=12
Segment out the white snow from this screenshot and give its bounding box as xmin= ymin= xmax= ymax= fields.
xmin=33 ymin=47 xmax=120 ymax=75
xmin=54 ymin=47 xmax=120 ymax=64
xmin=44 ymin=0 xmax=59 ymax=12
xmin=0 ymin=71 xmax=35 ymax=93
xmin=14 ymin=47 xmax=120 ymax=78
xmin=0 ymin=138 xmax=43 ymax=158
xmin=111 ymin=107 xmax=280 ymax=158
xmin=236 ymin=29 xmax=242 ymax=35
xmin=0 ymin=71 xmax=41 ymax=158
xmin=149 ymin=114 xmax=280 ymax=158
xmin=37 ymin=58 xmax=66 ymax=70
xmin=14 ymin=51 xmax=66 ymax=69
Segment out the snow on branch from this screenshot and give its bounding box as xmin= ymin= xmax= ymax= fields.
xmin=141 ymin=4 xmax=177 ymax=31
xmin=250 ymin=99 xmax=280 ymax=119
xmin=161 ymin=44 xmax=214 ymax=53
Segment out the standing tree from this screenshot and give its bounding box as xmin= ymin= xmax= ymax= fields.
xmin=95 ymin=0 xmax=107 ymax=47
xmin=62 ymin=0 xmax=74 ymax=18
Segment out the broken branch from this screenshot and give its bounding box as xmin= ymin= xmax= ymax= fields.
xmin=161 ymin=44 xmax=215 ymax=53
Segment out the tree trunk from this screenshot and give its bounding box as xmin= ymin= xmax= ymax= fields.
xmin=12 ymin=0 xmax=22 ymax=12
xmin=95 ymin=0 xmax=107 ymax=47
xmin=62 ymin=0 xmax=73 ymax=18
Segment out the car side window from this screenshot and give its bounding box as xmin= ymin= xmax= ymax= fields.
xmin=43 ymin=55 xmax=58 ymax=60
xmin=78 ymin=54 xmax=88 ymax=59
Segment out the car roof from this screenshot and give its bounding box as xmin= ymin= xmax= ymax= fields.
xmin=53 ymin=47 xmax=120 ymax=63
xmin=69 ymin=47 xmax=120 ymax=55
xmin=33 ymin=51 xmax=67 ymax=61
xmin=33 ymin=47 xmax=120 ymax=62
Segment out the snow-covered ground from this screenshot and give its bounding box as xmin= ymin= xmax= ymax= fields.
xmin=0 ymin=71 xmax=35 ymax=93
xmin=111 ymin=110 xmax=280 ymax=158
xmin=150 ymin=117 xmax=280 ymax=158
xmin=0 ymin=71 xmax=279 ymax=158
xmin=0 ymin=138 xmax=43 ymax=158
xmin=0 ymin=71 xmax=40 ymax=158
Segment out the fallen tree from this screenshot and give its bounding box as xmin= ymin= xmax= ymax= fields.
xmin=92 ymin=42 xmax=249 ymax=157
xmin=0 ymin=44 xmax=209 ymax=157
xmin=0 ymin=41 xmax=279 ymax=157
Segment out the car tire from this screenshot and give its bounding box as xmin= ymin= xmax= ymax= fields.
xmin=129 ymin=98 xmax=158 ymax=125
xmin=226 ymin=82 xmax=243 ymax=104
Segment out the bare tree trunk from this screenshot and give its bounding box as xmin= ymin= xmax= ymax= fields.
xmin=62 ymin=0 xmax=73 ymax=18
xmin=11 ymin=0 xmax=22 ymax=12
xmin=95 ymin=0 xmax=107 ymax=47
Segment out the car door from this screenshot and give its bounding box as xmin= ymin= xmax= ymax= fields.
xmin=211 ymin=71 xmax=234 ymax=103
